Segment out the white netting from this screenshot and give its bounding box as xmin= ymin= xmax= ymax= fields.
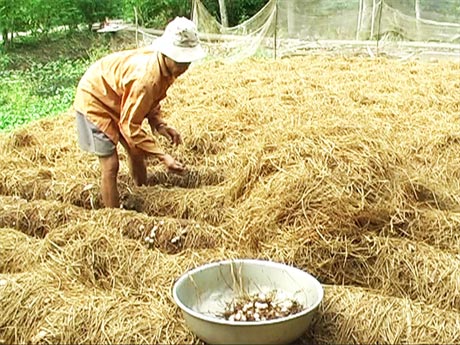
xmin=131 ymin=0 xmax=460 ymax=62
xmin=192 ymin=0 xmax=278 ymax=62
xmin=191 ymin=0 xmax=460 ymax=62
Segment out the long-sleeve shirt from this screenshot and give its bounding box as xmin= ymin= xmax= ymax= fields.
xmin=73 ymin=47 xmax=175 ymax=156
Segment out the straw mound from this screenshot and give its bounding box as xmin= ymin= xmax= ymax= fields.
xmin=0 ymin=195 xmax=223 ymax=254
xmin=262 ymin=229 xmax=460 ymax=311
xmin=1 ymin=55 xmax=460 ymax=344
xmin=0 ymin=248 xmax=242 ymax=344
xmin=0 ymin=228 xmax=45 ymax=273
xmin=312 ymin=284 xmax=460 ymax=344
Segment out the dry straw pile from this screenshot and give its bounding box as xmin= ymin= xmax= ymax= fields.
xmin=1 ymin=54 xmax=460 ymax=344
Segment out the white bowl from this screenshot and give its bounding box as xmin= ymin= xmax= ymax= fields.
xmin=172 ymin=259 xmax=323 ymax=345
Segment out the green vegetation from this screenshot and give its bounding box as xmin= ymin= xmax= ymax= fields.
xmin=0 ymin=0 xmax=270 ymax=47
xmin=0 ymin=31 xmax=116 ymax=132
xmin=0 ymin=58 xmax=87 ymax=131
xmin=0 ymin=0 xmax=122 ymax=46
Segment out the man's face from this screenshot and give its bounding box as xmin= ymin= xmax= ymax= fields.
xmin=164 ymin=56 xmax=190 ymax=78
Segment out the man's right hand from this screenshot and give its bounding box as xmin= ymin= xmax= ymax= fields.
xmin=161 ymin=154 xmax=186 ymax=175
xmin=156 ymin=124 xmax=182 ymax=146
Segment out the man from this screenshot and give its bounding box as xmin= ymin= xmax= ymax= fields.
xmin=74 ymin=17 xmax=206 ymax=208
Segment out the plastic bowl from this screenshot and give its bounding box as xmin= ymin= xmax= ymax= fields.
xmin=172 ymin=259 xmax=323 ymax=345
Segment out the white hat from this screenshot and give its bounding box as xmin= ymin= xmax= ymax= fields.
xmin=152 ymin=17 xmax=206 ymax=63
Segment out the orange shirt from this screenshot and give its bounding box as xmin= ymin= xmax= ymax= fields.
xmin=74 ymin=47 xmax=175 ymax=156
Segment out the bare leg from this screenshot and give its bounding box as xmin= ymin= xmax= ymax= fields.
xmin=99 ymin=151 xmax=120 ymax=208
xmin=128 ymin=153 xmax=147 ymax=186
xmin=120 ymin=136 xmax=147 ymax=186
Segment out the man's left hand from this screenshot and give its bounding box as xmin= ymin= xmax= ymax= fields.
xmin=157 ymin=125 xmax=182 ymax=145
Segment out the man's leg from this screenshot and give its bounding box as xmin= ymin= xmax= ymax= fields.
xmin=119 ymin=136 xmax=147 ymax=186
xmin=128 ymin=153 xmax=147 ymax=186
xmin=99 ymin=150 xmax=120 ymax=208
xmin=76 ymin=111 xmax=119 ymax=208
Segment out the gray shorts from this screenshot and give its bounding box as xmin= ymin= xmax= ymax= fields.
xmin=76 ymin=112 xmax=116 ymax=157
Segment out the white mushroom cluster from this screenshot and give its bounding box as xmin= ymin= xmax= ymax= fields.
xmin=222 ymin=291 xmax=303 ymax=322
xmin=144 ymin=220 xmax=164 ymax=247
xmin=144 ymin=221 xmax=201 ymax=249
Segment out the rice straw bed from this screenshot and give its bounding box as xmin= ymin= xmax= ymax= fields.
xmin=261 ymin=229 xmax=460 ymax=312
xmin=1 ymin=55 xmax=460 ymax=343
xmin=312 ymin=284 xmax=460 ymax=344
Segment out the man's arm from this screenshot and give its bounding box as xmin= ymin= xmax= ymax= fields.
xmin=119 ymin=81 xmax=165 ymax=156
xmin=119 ymin=81 xmax=186 ymax=173
xmin=146 ymin=103 xmax=183 ymax=145
xmin=146 ymin=104 xmax=167 ymax=130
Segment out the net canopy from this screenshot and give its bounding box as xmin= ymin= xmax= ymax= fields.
xmin=189 ymin=0 xmax=460 ymax=62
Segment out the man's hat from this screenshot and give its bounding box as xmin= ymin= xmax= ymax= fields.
xmin=152 ymin=17 xmax=206 ymax=63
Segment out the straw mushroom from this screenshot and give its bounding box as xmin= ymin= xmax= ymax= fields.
xmin=221 ymin=290 xmax=304 ymax=322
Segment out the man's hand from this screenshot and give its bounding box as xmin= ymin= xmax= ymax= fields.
xmin=161 ymin=154 xmax=186 ymax=175
xmin=157 ymin=124 xmax=182 ymax=145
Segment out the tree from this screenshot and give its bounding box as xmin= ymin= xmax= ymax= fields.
xmin=75 ymin=0 xmax=122 ymax=30
xmin=0 ymin=0 xmax=26 ymax=46
xmin=23 ymin=0 xmax=60 ymax=37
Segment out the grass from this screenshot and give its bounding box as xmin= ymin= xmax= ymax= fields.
xmin=0 ymin=31 xmax=122 ymax=132
xmin=0 ymin=59 xmax=88 ymax=131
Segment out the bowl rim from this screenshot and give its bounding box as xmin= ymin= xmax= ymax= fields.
xmin=172 ymin=258 xmax=324 ymax=326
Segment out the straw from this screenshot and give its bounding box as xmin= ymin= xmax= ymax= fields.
xmin=1 ymin=55 xmax=460 ymax=343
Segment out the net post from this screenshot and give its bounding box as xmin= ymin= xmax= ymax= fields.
xmin=134 ymin=6 xmax=139 ymax=48
xmin=356 ymin=0 xmax=363 ymax=40
xmin=376 ymin=0 xmax=383 ymax=56
xmin=274 ymin=0 xmax=278 ymax=60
